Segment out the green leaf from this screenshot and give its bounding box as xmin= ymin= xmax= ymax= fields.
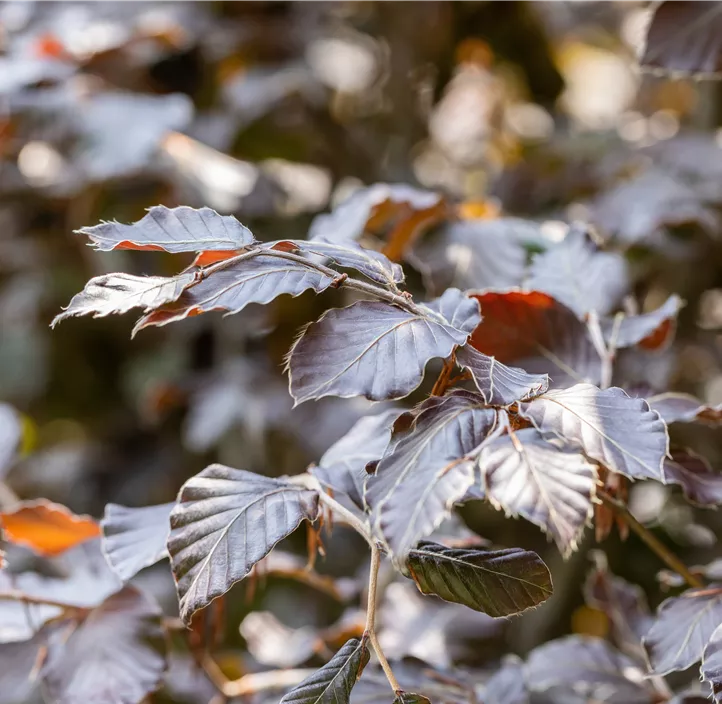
xmin=406 ymin=540 xmax=552 ymax=617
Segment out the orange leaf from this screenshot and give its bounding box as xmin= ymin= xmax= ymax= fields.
xmin=1 ymin=500 xmax=100 ymax=556
xmin=192 ymin=250 xmax=242 ymax=267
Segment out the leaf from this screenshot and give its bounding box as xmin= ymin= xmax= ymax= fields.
xmin=240 ymin=611 xmax=319 ymax=668
xmin=365 ymin=390 xmax=498 ymax=559
xmin=134 ymin=253 xmax=336 ymax=334
xmin=279 ymin=637 xmax=369 ymax=704
xmin=484 ymin=655 xmax=528 ymax=704
xmin=641 ymin=1 xmax=722 ymax=77
xmin=643 ymin=585 xmax=722 ymax=675
xmin=703 ymin=624 xmax=722 ymax=702
xmin=648 ymin=392 xmax=722 ymax=426
xmin=394 ymin=694 xmax=432 ymax=704
xmin=527 ymin=227 xmax=629 ymax=318
xmin=478 ymin=428 xmax=597 ymax=554
xmin=311 ymin=409 xmax=401 ymax=518
xmin=0 ymin=631 xmax=45 ymax=704
xmin=100 ymin=502 xmax=173 ymax=582
xmin=287 ymin=289 xmax=480 ymax=404
xmin=406 ymin=540 xmax=552 ymax=618
xmin=526 ymin=636 xmax=654 ymax=703
xmin=602 ymin=295 xmax=683 ymax=351
xmin=663 ymin=450 xmax=722 ymax=507
xmin=455 ymin=345 xmax=549 ymax=406
xmin=41 ymin=586 xmax=166 ymax=704
xmin=519 ymin=384 xmax=668 ymax=481
xmin=77 ymin=205 xmax=254 ymax=253
xmin=468 ymin=290 xmax=601 ymax=387
xmin=52 ymin=271 xmax=196 ymax=326
xmin=168 ymin=464 xmax=320 ymax=623
xmin=0 ymin=500 xmax=100 ymax=556
xmin=0 ymin=403 xmax=22 ymax=477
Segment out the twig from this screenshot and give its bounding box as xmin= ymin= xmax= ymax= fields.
xmin=586 ymin=311 xmax=616 ymax=390
xmin=598 ymin=490 xmax=703 ymax=588
xmin=430 ymin=354 xmax=456 ymax=396
xmin=0 ymin=590 xmax=77 ymax=611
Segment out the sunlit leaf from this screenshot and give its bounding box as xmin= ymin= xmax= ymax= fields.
xmin=52 ymin=271 xmax=196 ymax=326
xmin=41 ymin=586 xmax=166 ymax=704
xmin=519 ymin=384 xmax=668 ymax=481
xmin=456 ymin=346 xmax=549 ymax=406
xmin=648 ymin=392 xmax=722 ymax=426
xmin=663 ymin=450 xmax=722 ymax=507
xmin=479 ymin=428 xmax=596 ymax=555
xmin=77 ymin=205 xmax=254 ymax=253
xmin=288 ymin=289 xmax=480 ymax=404
xmin=240 ymin=611 xmax=319 ymax=668
xmin=279 ymin=637 xmax=369 ymax=704
xmin=703 ymin=623 xmax=722 ymax=702
xmin=468 ymin=290 xmax=601 ymax=387
xmin=406 ymin=540 xmax=552 ymax=617
xmin=602 ymin=295 xmax=683 ymax=351
xmin=0 ymin=500 xmax=100 ymax=556
xmin=101 ymin=502 xmax=173 ymax=582
xmin=527 ymin=227 xmax=629 ymax=318
xmin=366 ymin=391 xmax=497 ymax=559
xmin=168 ymin=464 xmax=320 ymax=623
xmin=643 ymin=585 xmax=722 ymax=675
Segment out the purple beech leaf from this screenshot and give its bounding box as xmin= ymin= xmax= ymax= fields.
xmin=41 ymin=586 xmax=166 ymax=704
xmin=643 ymin=585 xmax=722 ymax=675
xmin=309 ymin=182 xmax=442 ymax=244
xmin=663 ymin=450 xmax=722 ymax=507
xmin=168 ymin=464 xmax=320 ymax=624
xmin=479 ymin=428 xmax=597 ymax=555
xmin=602 ymin=295 xmax=683 ymax=351
xmin=288 ymin=290 xmax=480 ymax=404
xmin=393 ymin=693 xmax=432 ymax=704
xmin=648 ymin=392 xmax=722 ymax=426
xmin=469 ymin=290 xmax=601 ymax=388
xmin=310 ymin=409 xmax=401 ymax=518
xmin=527 ymin=227 xmax=629 ymax=318
xmin=0 ymin=403 xmax=22 ymax=478
xmin=703 ymin=624 xmax=722 ymax=702
xmin=52 ymin=272 xmax=196 ymax=327
xmin=365 ymin=390 xmax=498 ymax=559
xmin=484 ymin=655 xmax=528 ymax=704
xmin=456 ymin=345 xmax=549 ymax=406
xmin=0 ymin=631 xmax=45 ymax=704
xmin=279 ymin=637 xmax=369 ymax=704
xmin=240 ymin=611 xmax=319 ymax=668
xmin=526 ymin=636 xmax=654 ymax=703
xmin=134 ymin=253 xmax=336 ymax=334
xmin=519 ymin=384 xmax=669 ymax=482
xmin=101 ymin=502 xmax=174 ymax=582
xmin=77 ymin=205 xmax=254 ymax=253
xmin=406 ymin=540 xmax=552 ymax=618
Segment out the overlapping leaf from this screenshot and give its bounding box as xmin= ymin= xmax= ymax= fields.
xmin=279 ymin=637 xmax=369 ymax=704
xmin=649 ymin=392 xmax=722 ymax=426
xmin=77 ymin=205 xmax=254 ymax=252
xmin=703 ymin=624 xmax=722 ymax=702
xmin=365 ymin=390 xmax=497 ymax=559
xmin=406 ymin=540 xmax=552 ymax=617
xmin=527 ymin=227 xmax=629 ymax=317
xmin=602 ymin=295 xmax=683 ymax=351
xmin=519 ymin=384 xmax=668 ymax=481
xmin=41 ymin=586 xmax=166 ymax=704
xmin=663 ymin=450 xmax=722 ymax=507
xmin=101 ymin=502 xmax=174 ymax=582
xmin=643 ymin=586 xmax=722 ymax=675
xmin=168 ymin=464 xmax=319 ymax=623
xmin=456 ymin=345 xmax=549 ymax=406
xmin=52 ymin=271 xmax=196 ymax=326
xmin=468 ymin=290 xmax=601 ymax=387
xmin=134 ymin=253 xmax=337 ymax=334
xmin=479 ymin=428 xmax=597 ymax=554
xmin=288 ymin=289 xmax=480 ymax=404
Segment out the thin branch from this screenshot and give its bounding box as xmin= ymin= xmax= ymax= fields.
xmin=430 ymin=353 xmax=456 ymax=396
xmin=586 ymin=311 xmax=615 ymax=390
xmin=0 ymin=590 xmax=77 ymax=611
xmin=598 ymin=490 xmax=703 ymax=588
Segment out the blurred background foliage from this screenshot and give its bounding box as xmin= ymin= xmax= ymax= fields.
xmin=3 ymin=1 xmax=722 ymax=700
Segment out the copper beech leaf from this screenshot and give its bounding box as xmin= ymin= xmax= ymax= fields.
xmin=602 ymin=295 xmax=683 ymax=351
xmin=518 ymin=384 xmax=668 ymax=482
xmin=101 ymin=502 xmax=174 ymax=582
xmin=405 ymin=540 xmax=552 ymax=618
xmin=365 ymin=390 xmax=498 ymax=559
xmin=134 ymin=253 xmax=336 ymax=334
xmin=455 ymin=345 xmax=549 ymax=406
xmin=703 ymin=624 xmax=722 ymax=702
xmin=643 ymin=586 xmax=722 ymax=675
xmin=479 ymin=428 xmax=597 ymax=555
xmin=288 ymin=289 xmax=480 ymax=404
xmin=483 ymin=656 xmax=528 ymax=704
xmin=663 ymin=450 xmax=722 ymax=507
xmin=648 ymin=392 xmax=722 ymax=426
xmin=40 ymin=586 xmax=166 ymax=704
xmin=468 ymin=290 xmax=601 ymax=387
xmin=168 ymin=465 xmax=320 ymax=623
xmin=0 ymin=500 xmax=100 ymax=556
xmin=52 ymin=271 xmax=196 ymax=326
xmin=279 ymin=637 xmax=369 ymax=704
xmin=77 ymin=205 xmax=254 ymax=253
xmin=394 ymin=694 xmax=432 ymax=704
